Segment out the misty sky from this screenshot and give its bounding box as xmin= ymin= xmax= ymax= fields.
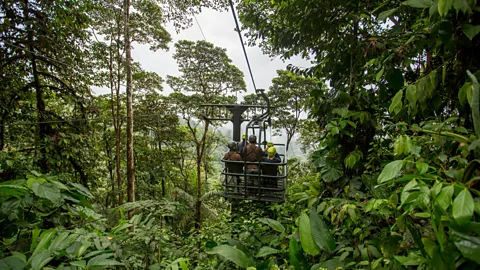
xmin=94 ymin=8 xmax=311 ymax=96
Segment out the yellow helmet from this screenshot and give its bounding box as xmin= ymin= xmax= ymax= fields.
xmin=267 ymin=147 xmax=276 ymax=157
xmin=242 ymin=134 xmax=246 ymax=139
xmin=267 ymin=142 xmax=274 ymax=147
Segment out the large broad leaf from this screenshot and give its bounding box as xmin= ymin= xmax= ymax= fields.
xmin=321 ymin=164 xmax=343 ymax=183
xmin=452 ymin=231 xmax=480 ymax=263
xmin=436 ymin=185 xmax=453 ymax=212
xmin=207 ymin=245 xmax=250 ymax=268
xmin=402 ymin=0 xmax=432 ymax=8
xmin=31 ymin=183 xmax=61 ymax=204
xmin=462 ymin=24 xmax=480 ymax=40
xmin=259 ymin=218 xmax=285 ymax=233
xmin=454 ymin=0 xmax=471 ymax=13
xmin=406 ymin=85 xmax=418 ymax=107
xmin=309 ymin=209 xmax=336 ymax=252
xmin=30 ymin=250 xmax=52 ymax=270
xmin=0 ymin=185 xmax=28 ymax=199
xmin=255 ymin=246 xmax=280 ymax=258
xmin=452 ymin=189 xmax=474 ymax=225
xmin=378 ymin=160 xmax=404 ymax=183
xmin=389 ymin=89 xmax=403 ymax=115
xmin=438 ymin=0 xmax=454 ymax=16
xmin=289 ymin=238 xmax=308 ymax=270
xmin=299 ymin=212 xmax=320 ymax=256
xmin=0 ymin=256 xmax=25 ymax=270
xmin=30 ymin=230 xmax=56 ymax=259
xmin=70 ymin=183 xmax=94 ymax=198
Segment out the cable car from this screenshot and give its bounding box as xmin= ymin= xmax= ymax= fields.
xmin=201 ymin=89 xmax=287 ymax=203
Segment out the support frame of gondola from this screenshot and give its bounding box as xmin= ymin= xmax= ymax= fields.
xmin=200 ymin=89 xmax=287 ymax=203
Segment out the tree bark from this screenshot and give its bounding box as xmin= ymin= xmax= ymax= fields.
xmin=104 ymin=123 xmax=115 ymax=207
xmin=115 ymin=17 xmax=124 ymax=206
xmin=124 ymin=0 xmax=135 ymax=219
xmin=194 ymin=122 xmax=209 ymax=229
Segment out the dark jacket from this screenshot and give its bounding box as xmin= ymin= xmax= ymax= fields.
xmin=261 ymin=154 xmax=281 ymax=176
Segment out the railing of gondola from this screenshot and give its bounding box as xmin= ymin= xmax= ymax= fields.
xmin=221 ymin=159 xmax=286 ymax=201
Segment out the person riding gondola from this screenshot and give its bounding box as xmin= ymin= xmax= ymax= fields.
xmin=224 ymin=141 xmax=243 ymax=188
xmin=261 ymin=147 xmax=281 ymax=188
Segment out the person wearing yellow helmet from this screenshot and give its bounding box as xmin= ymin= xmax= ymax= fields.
xmin=263 ymin=142 xmax=274 ymax=155
xmin=261 ymin=146 xmax=281 ymax=188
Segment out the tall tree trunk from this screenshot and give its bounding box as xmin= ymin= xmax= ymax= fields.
xmin=115 ymin=19 xmax=124 ymax=206
xmin=104 ymin=123 xmax=115 ymax=207
xmin=158 ymin=140 xmax=166 ymax=197
xmin=124 ymin=0 xmax=135 ymax=219
xmin=194 ymin=122 xmax=209 ymax=229
xmin=24 ymin=0 xmax=48 ymax=172
xmin=108 ymin=40 xmax=117 ymax=208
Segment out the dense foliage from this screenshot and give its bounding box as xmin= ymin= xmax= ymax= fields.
xmin=1 ymin=0 xmax=480 ymax=269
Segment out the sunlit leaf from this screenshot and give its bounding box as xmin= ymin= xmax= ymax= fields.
xmin=299 ymin=212 xmax=319 ymax=256
xmin=452 ymin=189 xmax=474 ymax=225
xmin=378 ymin=160 xmax=404 ymax=183
xmin=309 ymin=209 xmax=336 ymax=252
xmin=401 ymin=0 xmax=432 ymax=8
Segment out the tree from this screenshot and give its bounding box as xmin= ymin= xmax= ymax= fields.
xmin=1 ymin=0 xmax=95 ymax=180
xmin=268 ymin=70 xmax=321 ymax=151
xmin=91 ymin=0 xmax=171 ymax=206
xmin=167 ymin=40 xmax=246 ymax=228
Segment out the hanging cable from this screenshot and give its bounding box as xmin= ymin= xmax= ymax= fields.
xmin=228 ymin=0 xmax=257 ymax=91
xmin=193 ymin=13 xmax=207 ymax=41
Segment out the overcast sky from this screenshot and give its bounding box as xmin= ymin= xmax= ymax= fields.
xmin=95 ymin=8 xmax=310 ymax=96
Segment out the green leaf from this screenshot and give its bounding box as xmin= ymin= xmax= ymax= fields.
xmin=207 ymin=245 xmax=250 ymax=268
xmin=436 ymin=185 xmax=453 ymax=211
xmin=30 ymin=230 xmax=56 ymax=260
xmin=70 ymin=183 xmax=93 ymax=198
xmin=406 ymin=85 xmax=417 ymax=108
xmin=389 ymin=89 xmax=403 ymax=115
xmin=87 ymin=253 xmax=113 ymax=265
xmin=309 ymin=209 xmax=336 ymax=252
xmin=31 ymin=183 xmax=61 ymax=204
xmin=452 ymin=189 xmax=474 ymax=225
xmin=438 ymin=0 xmax=454 ymax=16
xmin=259 ymin=218 xmax=285 ymax=233
xmin=378 ymin=160 xmax=404 ymax=183
xmin=376 ymin=68 xmax=384 ymax=81
xmin=402 ymin=0 xmax=432 ymax=8
xmin=0 ymin=256 xmax=25 ymax=270
xmin=0 ymin=185 xmax=28 ymax=199
xmin=468 ymin=139 xmax=480 ymax=151
xmin=255 ymin=246 xmax=280 ymax=258
xmin=378 ymin=9 xmax=397 ymax=21
xmin=26 ymin=177 xmax=46 ymax=188
xmin=30 ymin=250 xmax=52 ymax=270
xmin=414 ymin=212 xmax=431 ymax=218
xmin=289 ymin=238 xmax=308 ymax=270
xmin=70 ymin=260 xmax=86 ymax=267
xmin=454 ymin=0 xmax=471 ymax=13
xmin=452 ymin=231 xmax=480 ymax=263
xmin=416 ymin=162 xmax=429 ymax=174
xmin=299 ymin=212 xmax=319 ymax=256
xmin=461 ymin=24 xmax=480 ymax=40
xmin=459 ymin=82 xmax=472 ymax=106
xmin=88 ymin=259 xmax=123 ymax=267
